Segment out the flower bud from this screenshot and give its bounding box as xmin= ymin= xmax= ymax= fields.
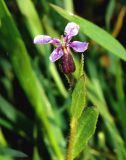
xmin=60 ymin=47 xmax=75 ymax=74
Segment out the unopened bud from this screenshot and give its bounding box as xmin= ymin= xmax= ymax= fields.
xmin=60 ymin=47 xmax=75 ymax=74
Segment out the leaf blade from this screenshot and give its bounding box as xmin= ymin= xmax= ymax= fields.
xmin=71 ymin=75 xmax=86 ymax=119
xmin=0 ymin=146 xmax=27 ymax=158
xmin=51 ymin=4 xmax=126 ymax=61
xmin=73 ymin=107 xmax=99 ymax=158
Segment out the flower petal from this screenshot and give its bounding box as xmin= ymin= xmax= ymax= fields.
xmin=64 ymin=22 xmax=80 ymax=39
xmin=50 ymin=38 xmax=61 ymax=46
xmin=34 ymin=35 xmax=52 ymax=44
xmin=70 ymin=41 xmax=89 ymax=52
xmin=49 ymin=48 xmax=64 ymax=62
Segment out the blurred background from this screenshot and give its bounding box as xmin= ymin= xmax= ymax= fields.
xmin=0 ymin=0 xmax=126 ymax=159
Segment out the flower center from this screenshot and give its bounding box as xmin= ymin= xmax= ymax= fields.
xmin=61 ymin=35 xmax=67 ymax=47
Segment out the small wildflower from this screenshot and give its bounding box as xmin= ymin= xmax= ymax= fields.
xmin=34 ymin=22 xmax=88 ymax=74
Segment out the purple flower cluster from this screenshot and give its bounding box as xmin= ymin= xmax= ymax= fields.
xmin=34 ymin=22 xmax=88 ymax=74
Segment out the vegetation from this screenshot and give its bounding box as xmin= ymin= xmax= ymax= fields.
xmin=0 ymin=0 xmax=126 ymax=159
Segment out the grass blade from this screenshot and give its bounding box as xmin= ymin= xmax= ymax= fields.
xmin=50 ymin=4 xmax=126 ymax=61
xmin=0 ymin=1 xmax=64 ymax=159
xmin=16 ymin=0 xmax=67 ymax=98
xmin=0 ymin=146 xmax=27 ymax=158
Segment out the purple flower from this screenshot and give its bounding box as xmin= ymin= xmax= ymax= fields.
xmin=34 ymin=22 xmax=88 ymax=74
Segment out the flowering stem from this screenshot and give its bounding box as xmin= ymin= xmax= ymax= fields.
xmin=66 ymin=117 xmax=77 ymax=160
xmin=65 ymin=74 xmax=75 ymax=89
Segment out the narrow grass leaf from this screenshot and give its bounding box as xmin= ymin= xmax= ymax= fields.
xmin=51 ymin=4 xmax=126 ymax=61
xmin=33 ymin=147 xmax=42 ymax=160
xmin=64 ymin=0 xmax=74 ymax=13
xmin=0 ymin=1 xmax=64 ymax=159
xmin=16 ymin=0 xmax=67 ymax=98
xmin=0 ymin=96 xmax=33 ymax=138
xmin=105 ymin=0 xmax=116 ymax=30
xmin=87 ymin=80 xmax=126 ymax=159
xmin=0 ymin=146 xmax=27 ymax=158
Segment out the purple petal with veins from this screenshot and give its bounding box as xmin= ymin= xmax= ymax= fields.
xmin=50 ymin=38 xmax=61 ymax=46
xmin=34 ymin=35 xmax=52 ymax=44
xmin=64 ymin=22 xmax=80 ymax=39
xmin=49 ymin=48 xmax=64 ymax=62
xmin=70 ymin=41 xmax=89 ymax=52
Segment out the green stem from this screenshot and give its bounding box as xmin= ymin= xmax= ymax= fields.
xmin=66 ymin=117 xmax=77 ymax=160
xmin=64 ymin=0 xmax=74 ymax=13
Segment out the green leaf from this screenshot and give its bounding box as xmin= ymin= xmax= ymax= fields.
xmin=71 ymin=75 xmax=86 ymax=119
xmin=0 ymin=146 xmax=27 ymax=158
xmin=16 ymin=0 xmax=67 ymax=98
xmin=73 ymin=107 xmax=99 ymax=158
xmin=51 ymin=4 xmax=126 ymax=61
xmin=86 ymin=61 xmax=126 ymax=159
xmin=0 ymin=96 xmax=33 ymax=139
xmin=16 ymin=0 xmax=44 ymax=37
xmin=64 ymin=0 xmax=74 ymax=13
xmin=105 ymin=0 xmax=116 ymax=30
xmin=0 ymin=1 xmax=64 ymax=159
xmin=33 ymin=147 xmax=41 ymax=160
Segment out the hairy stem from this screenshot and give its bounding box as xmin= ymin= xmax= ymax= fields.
xmin=66 ymin=117 xmax=77 ymax=160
